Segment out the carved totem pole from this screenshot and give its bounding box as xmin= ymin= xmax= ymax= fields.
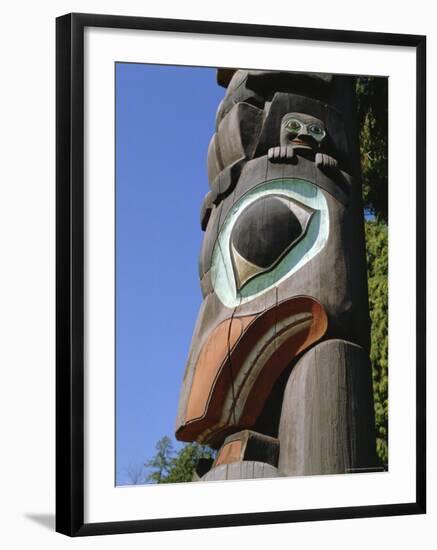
xmin=175 ymin=70 xmax=379 ymax=480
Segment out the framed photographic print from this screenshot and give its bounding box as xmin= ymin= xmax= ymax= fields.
xmin=56 ymin=12 xmax=426 ymax=536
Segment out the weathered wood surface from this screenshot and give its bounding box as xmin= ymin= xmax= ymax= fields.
xmin=213 ymin=430 xmax=280 ymax=468
xmin=201 ymin=461 xmax=278 ymax=481
xmin=278 ymin=339 xmax=378 ymax=476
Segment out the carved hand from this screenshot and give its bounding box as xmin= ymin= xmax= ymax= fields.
xmin=268 ymin=145 xmax=297 ymax=163
xmin=315 ymin=153 xmax=338 ymax=170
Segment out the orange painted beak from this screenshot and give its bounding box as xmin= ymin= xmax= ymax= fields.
xmin=176 ymin=296 xmax=328 ymax=446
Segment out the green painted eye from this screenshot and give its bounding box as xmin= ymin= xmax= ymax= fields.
xmin=308 ymin=124 xmax=325 ymax=140
xmin=285 ymin=119 xmax=302 ymax=132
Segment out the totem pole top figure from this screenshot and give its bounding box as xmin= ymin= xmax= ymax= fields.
xmin=175 ymin=69 xmax=377 ymax=478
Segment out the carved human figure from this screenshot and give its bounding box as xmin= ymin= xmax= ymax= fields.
xmin=175 ymin=70 xmax=379 ymax=479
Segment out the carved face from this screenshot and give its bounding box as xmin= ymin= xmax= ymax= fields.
xmin=280 ymin=113 xmax=326 ymax=150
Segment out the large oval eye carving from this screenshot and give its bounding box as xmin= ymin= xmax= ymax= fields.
xmin=230 ymin=195 xmax=314 ymax=290
xmin=211 ymin=178 xmax=329 ymax=308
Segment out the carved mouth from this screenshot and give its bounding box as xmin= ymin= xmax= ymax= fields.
xmin=290 ymin=139 xmax=313 ymax=149
xmin=176 ymin=296 xmax=328 ymax=446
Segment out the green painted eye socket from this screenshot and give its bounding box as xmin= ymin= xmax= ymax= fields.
xmin=308 ymin=124 xmax=326 ymax=141
xmin=284 ymin=119 xmax=302 ymax=132
xmin=284 ymin=118 xmax=326 ymax=142
xmin=211 ymin=179 xmax=330 ymax=308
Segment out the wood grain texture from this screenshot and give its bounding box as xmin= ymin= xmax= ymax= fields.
xmin=278 ymin=339 xmax=378 ymax=476
xmin=201 ymin=461 xmax=279 ymax=481
xmin=184 ymin=315 xmax=255 ymax=423
xmin=213 ymin=430 xmax=280 ymax=467
xmin=214 ymin=440 xmax=243 ymax=466
xmin=217 ymin=102 xmax=263 ymax=170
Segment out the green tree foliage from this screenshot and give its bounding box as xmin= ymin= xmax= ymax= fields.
xmin=365 ymin=220 xmax=388 ymax=467
xmin=356 ymin=77 xmax=388 ymax=222
xmin=144 ymin=436 xmax=174 ymax=483
xmin=145 ymin=436 xmax=215 ymax=483
xmin=358 ymin=76 xmax=389 ymax=467
xmin=162 ymin=443 xmax=216 ymax=483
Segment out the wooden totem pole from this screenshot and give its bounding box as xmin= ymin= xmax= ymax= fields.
xmin=175 ymin=70 xmax=379 ymax=480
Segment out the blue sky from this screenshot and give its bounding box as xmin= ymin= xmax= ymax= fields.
xmin=115 ymin=63 xmax=225 ymax=485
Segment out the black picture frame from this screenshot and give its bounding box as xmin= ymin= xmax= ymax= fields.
xmin=56 ymin=12 xmax=426 ymax=537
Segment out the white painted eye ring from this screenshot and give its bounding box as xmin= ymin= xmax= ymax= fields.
xmin=308 ymin=124 xmax=326 ymax=141
xmin=210 ymin=179 xmax=329 ymax=308
xmin=284 ymin=118 xmax=303 ymax=132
